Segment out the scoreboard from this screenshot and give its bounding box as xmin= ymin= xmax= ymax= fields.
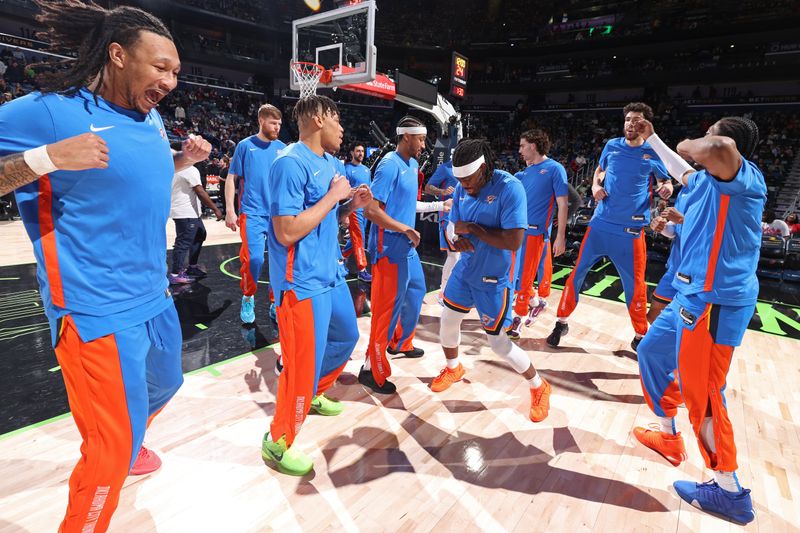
xmin=450 ymin=52 xmax=468 ymax=99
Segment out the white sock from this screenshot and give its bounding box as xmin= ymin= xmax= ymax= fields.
xmin=528 ymin=373 xmax=543 ymax=389
xmin=446 ymin=358 xmax=459 ymax=369
xmin=558 ymin=317 xmax=568 ymax=324
xmin=715 ymin=470 xmax=742 ymax=493
xmin=700 ymin=416 xmax=717 ymax=453
xmin=658 ymin=416 xmax=677 ymax=435
xmin=363 ymin=357 xmax=371 ymax=371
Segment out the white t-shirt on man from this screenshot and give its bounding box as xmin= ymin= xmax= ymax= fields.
xmin=170 ymin=165 xmax=203 ymax=219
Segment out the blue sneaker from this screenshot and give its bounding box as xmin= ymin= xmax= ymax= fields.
xmin=357 ymin=270 xmax=372 ymax=283
xmin=269 ymin=303 xmax=277 ymax=322
xmin=241 ymin=296 xmax=255 ymax=324
xmin=673 ymin=480 xmax=755 ymax=525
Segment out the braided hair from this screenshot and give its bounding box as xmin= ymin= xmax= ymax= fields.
xmin=715 ymin=116 xmax=760 ymax=160
xmin=292 ymin=94 xmax=339 ymax=125
xmin=34 ymin=0 xmax=172 ymax=96
xmin=452 ymin=138 xmax=496 ymax=185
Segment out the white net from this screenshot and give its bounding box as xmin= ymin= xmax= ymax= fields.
xmin=292 ymin=62 xmax=325 ymax=98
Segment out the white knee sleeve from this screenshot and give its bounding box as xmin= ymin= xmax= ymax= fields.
xmin=439 ymin=306 xmax=465 ymax=348
xmin=441 ymin=251 xmax=461 ymax=292
xmin=487 ymin=333 xmax=531 ymax=374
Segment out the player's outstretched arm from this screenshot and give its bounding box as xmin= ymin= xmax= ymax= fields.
xmin=0 ymin=133 xmax=109 ymax=196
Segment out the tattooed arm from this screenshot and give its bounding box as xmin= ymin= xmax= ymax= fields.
xmin=0 ymin=133 xmax=109 ymax=196
xmin=0 ymin=153 xmax=40 ymax=196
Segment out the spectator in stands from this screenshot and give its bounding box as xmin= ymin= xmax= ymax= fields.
xmin=762 ymin=209 xmax=790 ymax=238
xmin=174 ymin=103 xmax=186 ymax=121
xmin=5 ymin=59 xmax=23 ymax=84
xmin=785 ymin=212 xmax=800 ymax=236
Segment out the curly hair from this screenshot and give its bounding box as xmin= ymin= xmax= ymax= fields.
xmin=520 ymin=128 xmax=552 ymax=156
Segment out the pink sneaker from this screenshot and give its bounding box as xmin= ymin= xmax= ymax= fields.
xmin=130 ymin=446 xmax=162 ymax=475
xmin=168 ymin=271 xmax=192 ymax=285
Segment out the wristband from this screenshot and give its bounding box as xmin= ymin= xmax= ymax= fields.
xmin=23 ymin=145 xmax=58 ymax=176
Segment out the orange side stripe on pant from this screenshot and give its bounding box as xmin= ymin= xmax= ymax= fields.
xmin=365 ymin=257 xmax=398 ymax=386
xmin=676 ymin=304 xmax=738 ymax=472
xmin=271 ymin=291 xmax=316 ymax=447
xmin=539 ymin=240 xmax=553 ymax=297
xmin=238 ymin=213 xmax=257 ymax=296
xmin=629 ymin=230 xmax=649 ymax=336
xmin=514 ymin=234 xmax=545 ymax=316
xmin=557 ymin=227 xmax=592 ymax=317
xmin=55 ymin=316 xmax=133 ymax=533
xmin=348 ymin=212 xmax=367 ymax=271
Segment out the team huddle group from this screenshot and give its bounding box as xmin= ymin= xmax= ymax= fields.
xmin=203 ymin=95 xmax=764 ymax=526
xmin=0 ymin=2 xmax=764 ymax=530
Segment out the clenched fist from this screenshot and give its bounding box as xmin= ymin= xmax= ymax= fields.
xmin=181 ymin=134 xmax=211 ymax=163
xmin=47 ymin=133 xmax=109 ymax=171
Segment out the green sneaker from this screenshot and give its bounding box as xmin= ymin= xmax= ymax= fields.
xmin=261 ymin=432 xmax=313 ymax=476
xmin=310 ymin=394 xmax=344 ymax=416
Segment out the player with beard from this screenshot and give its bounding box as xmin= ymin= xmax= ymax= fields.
xmin=342 ymin=141 xmax=372 ymax=282
xmin=547 ymin=102 xmax=671 ymax=352
xmin=225 ymin=104 xmax=285 ymax=324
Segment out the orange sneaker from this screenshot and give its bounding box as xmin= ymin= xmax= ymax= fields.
xmin=633 ymin=424 xmax=687 ymax=466
xmin=129 ymin=446 xmax=162 ymax=475
xmin=529 ymin=379 xmax=551 ymax=422
xmin=430 ymin=363 xmax=465 ymax=392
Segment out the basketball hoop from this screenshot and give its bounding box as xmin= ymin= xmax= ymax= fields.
xmin=291 ymin=61 xmax=332 ymax=98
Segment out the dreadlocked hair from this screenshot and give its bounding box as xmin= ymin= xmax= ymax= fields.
xmin=33 ymin=0 xmax=172 ymax=96
xmin=715 ymin=116 xmax=760 ymax=160
xmin=396 ymin=115 xmax=425 ymax=143
xmin=292 ymin=95 xmax=339 ymax=125
xmin=452 ymin=138 xmax=496 ymax=183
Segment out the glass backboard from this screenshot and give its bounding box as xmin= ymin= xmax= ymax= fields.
xmin=291 ymin=1 xmax=377 ymax=91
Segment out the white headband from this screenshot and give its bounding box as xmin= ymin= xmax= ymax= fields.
xmin=452 ymin=155 xmax=485 ymax=178
xmin=396 ymin=126 xmax=427 ymax=135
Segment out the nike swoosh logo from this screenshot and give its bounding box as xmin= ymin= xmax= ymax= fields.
xmin=313 ymin=170 xmax=321 ymax=176
xmin=250 ymin=148 xmax=258 ymax=151
xmin=90 ymin=124 xmax=114 ymax=132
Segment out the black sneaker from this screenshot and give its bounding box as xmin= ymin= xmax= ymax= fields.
xmin=358 ymin=366 xmax=397 ymax=394
xmin=274 ymin=357 xmax=283 ymax=376
xmin=546 ymin=321 xmax=569 ymax=347
xmin=631 ymin=336 xmax=642 ymax=353
xmin=386 ymin=346 xmax=424 ymax=358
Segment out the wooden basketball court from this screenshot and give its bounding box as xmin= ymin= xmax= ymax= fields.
xmin=1 ymin=284 xmax=797 ymax=532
